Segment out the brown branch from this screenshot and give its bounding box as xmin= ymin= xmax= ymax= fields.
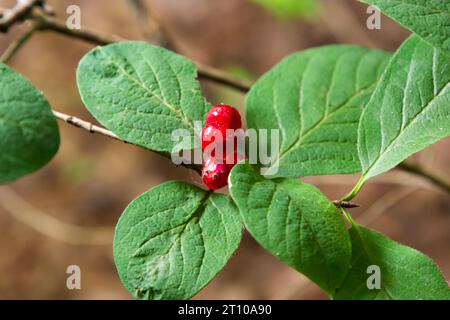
xmin=34 ymin=10 xmax=124 ymax=45
xmin=126 ymin=0 xmax=166 ymax=44
xmin=398 ymin=161 xmax=450 ymax=194
xmin=0 ymin=0 xmax=42 ymax=32
xmin=0 ymin=20 xmax=41 ymax=63
xmin=0 ymin=186 xmax=113 ymax=245
xmin=52 ymin=110 xmax=122 ymax=142
xmin=32 ymin=11 xmax=253 ymax=92
xmin=53 ymin=110 xmax=203 ymax=174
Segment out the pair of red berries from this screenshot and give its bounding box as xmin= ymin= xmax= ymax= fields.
xmin=201 ymin=104 xmax=244 ymax=190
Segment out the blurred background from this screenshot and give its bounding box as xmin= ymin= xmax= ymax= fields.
xmin=0 ymin=0 xmax=449 ymax=299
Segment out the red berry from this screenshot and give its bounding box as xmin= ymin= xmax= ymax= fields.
xmin=206 ymin=104 xmax=242 ymax=129
xmin=201 ymin=124 xmax=227 ymax=151
xmin=202 ymin=157 xmax=232 ymax=190
xmin=201 ymin=104 xmax=244 ymax=190
xmin=225 ymin=151 xmax=246 ymax=166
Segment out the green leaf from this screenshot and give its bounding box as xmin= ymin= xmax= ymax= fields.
xmin=113 ymin=181 xmax=242 ymax=300
xmin=361 ymin=0 xmax=450 ymax=53
xmin=246 ymin=45 xmax=391 ymax=178
xmin=251 ymin=0 xmax=319 ymax=20
xmin=358 ymin=36 xmax=450 ymax=183
xmin=77 ymin=42 xmax=211 ymax=153
xmin=334 ymin=226 xmax=450 ymax=300
xmin=229 ymin=162 xmax=351 ymax=295
xmin=0 ymin=64 xmax=59 ymax=183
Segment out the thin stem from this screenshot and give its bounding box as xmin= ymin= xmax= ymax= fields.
xmin=341 ymin=176 xmax=366 ymax=202
xmin=53 ymin=110 xmax=203 ymax=174
xmin=0 ymin=186 xmax=113 ymax=245
xmin=33 ymin=11 xmax=253 ymax=92
xmin=52 ymin=110 xmax=123 ymax=142
xmin=195 ymin=62 xmax=252 ymax=93
xmin=0 ymin=0 xmax=42 ymax=32
xmin=34 ymin=11 xmax=124 ymax=45
xmin=398 ymin=161 xmax=450 ymax=194
xmin=340 ymin=207 xmax=358 ymax=228
xmin=0 ymin=20 xmax=40 ymax=63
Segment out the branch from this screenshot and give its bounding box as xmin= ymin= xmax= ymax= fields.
xmin=53 ymin=110 xmax=203 ymax=174
xmin=126 ymin=0 xmax=167 ymax=45
xmin=34 ymin=10 xmax=124 ymax=45
xmin=0 ymin=186 xmax=113 ymax=245
xmin=32 ymin=11 xmax=252 ymax=92
xmin=0 ymin=0 xmax=42 ymax=32
xmin=398 ymin=161 xmax=450 ymax=194
xmin=0 ymin=20 xmax=40 ymax=63
xmin=52 ymin=110 xmax=122 ymax=142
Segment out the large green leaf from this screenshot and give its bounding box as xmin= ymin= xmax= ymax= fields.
xmin=114 ymin=181 xmax=242 ymax=300
xmin=246 ymin=45 xmax=391 ymax=178
xmin=358 ymin=36 xmax=450 ymax=183
xmin=361 ymin=0 xmax=450 ymax=53
xmin=251 ymin=0 xmax=319 ymax=19
xmin=334 ymin=226 xmax=450 ymax=300
xmin=0 ymin=64 xmax=59 ymax=183
xmin=77 ymin=42 xmax=211 ymax=153
xmin=229 ymin=162 xmax=351 ymax=295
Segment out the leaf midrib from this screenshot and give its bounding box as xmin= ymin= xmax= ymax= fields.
xmin=129 ymin=192 xmax=211 ymax=293
xmin=269 ymin=81 xmax=377 ymax=171
xmin=362 ymin=69 xmax=450 ymax=178
xmin=98 ymin=47 xmax=194 ymax=130
xmin=352 ymin=227 xmax=397 ymax=300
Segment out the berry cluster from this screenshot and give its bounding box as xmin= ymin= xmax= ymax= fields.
xmin=201 ymin=104 xmax=243 ymax=190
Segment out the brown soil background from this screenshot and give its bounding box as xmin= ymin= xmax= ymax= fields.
xmin=0 ymin=0 xmax=448 ymax=299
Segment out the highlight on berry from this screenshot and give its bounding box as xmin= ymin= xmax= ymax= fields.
xmin=170 ymin=104 xmax=281 ymax=183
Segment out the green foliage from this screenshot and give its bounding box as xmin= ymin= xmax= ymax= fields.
xmin=114 ymin=181 xmax=242 ymax=300
xmin=361 ymin=0 xmax=450 ymax=53
xmin=0 ymin=64 xmax=59 ymax=183
xmin=246 ymin=46 xmax=391 ymax=178
xmin=358 ymin=36 xmax=450 ymax=184
xmin=77 ymin=42 xmax=211 ymax=153
xmin=229 ymin=162 xmax=351 ymax=295
xmin=3 ymin=0 xmax=448 ymax=301
xmin=334 ymin=226 xmax=450 ymax=300
xmin=251 ymin=0 xmax=319 ymax=20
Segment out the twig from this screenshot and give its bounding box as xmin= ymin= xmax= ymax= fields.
xmin=0 ymin=186 xmax=114 ymax=245
xmin=126 ymin=0 xmax=165 ymax=44
xmin=398 ymin=161 xmax=450 ymax=195
xmin=53 ymin=110 xmax=203 ymax=174
xmin=195 ymin=61 xmax=252 ymax=92
xmin=32 ymin=11 xmax=252 ymax=92
xmin=0 ymin=20 xmax=41 ymax=63
xmin=34 ymin=10 xmax=124 ymax=45
xmin=0 ymin=0 xmax=42 ymax=32
xmin=357 ymin=187 xmax=418 ymax=226
xmin=53 ymin=110 xmax=123 ymax=142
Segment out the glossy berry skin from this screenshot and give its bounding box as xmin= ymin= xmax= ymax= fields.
xmin=201 ymin=124 xmax=228 ymax=151
xmin=202 ymin=157 xmax=232 ymax=190
xmin=201 ymin=104 xmax=243 ymax=190
xmin=206 ymin=105 xmax=242 ymax=130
